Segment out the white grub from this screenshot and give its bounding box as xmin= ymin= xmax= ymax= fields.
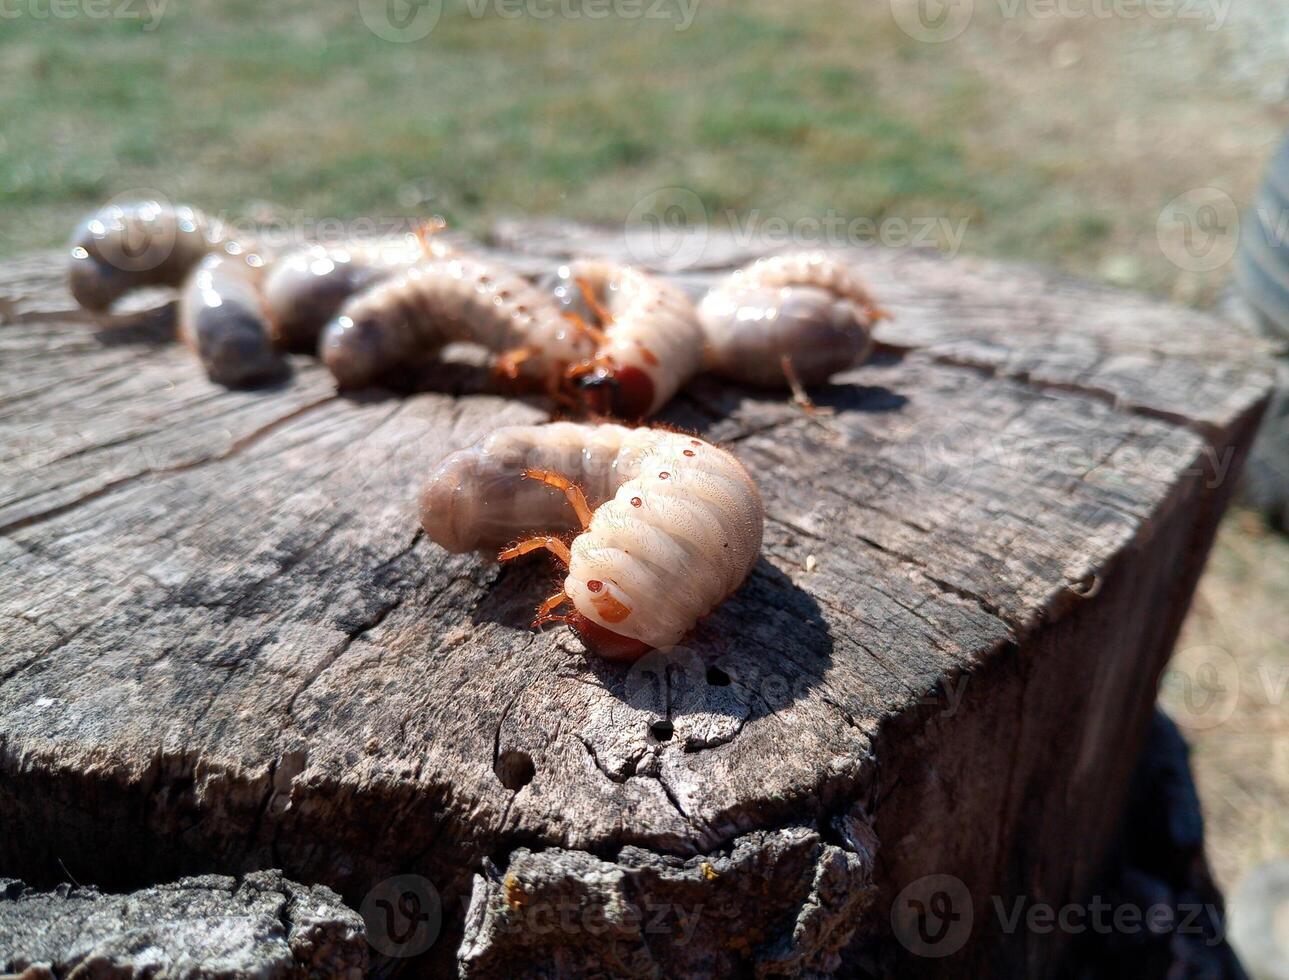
xmin=68 ymin=201 xmax=223 ymax=313
xmin=547 ymin=259 xmax=705 ymax=419
xmin=698 ymin=251 xmax=885 ymax=388
xmin=262 ymin=236 xmax=426 ymax=351
xmin=177 ymin=251 xmax=285 ymax=388
xmin=419 ymin=422 xmax=764 ymax=658
xmin=319 ymin=254 xmax=594 ymax=392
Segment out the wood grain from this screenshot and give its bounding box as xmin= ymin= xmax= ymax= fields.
xmin=0 ymin=226 xmax=1273 ymax=976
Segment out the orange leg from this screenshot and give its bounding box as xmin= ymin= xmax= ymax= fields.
xmin=416 ymin=215 xmax=451 ymax=259
xmin=780 ymin=354 xmax=832 ymax=417
xmin=522 ymin=467 xmax=593 ymax=529
xmin=575 ymin=276 xmax=615 ymax=326
xmin=495 ymin=346 xmax=534 ymax=381
xmin=533 ymin=589 xmax=571 ymax=627
xmin=563 ymin=310 xmax=608 ymax=346
xmin=562 ymin=351 xmax=616 ymax=383
xmin=498 ymin=536 xmax=572 ymax=566
xmin=544 ymin=362 xmax=581 ymax=413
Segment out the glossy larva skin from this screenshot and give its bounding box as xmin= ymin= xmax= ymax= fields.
xmin=563 ymin=260 xmax=705 ymax=418
xmin=262 ymin=238 xmax=423 ymax=351
xmin=420 ymin=422 xmax=763 ymax=652
xmin=177 ymin=252 xmax=285 ymax=388
xmin=68 ymin=202 xmax=221 ymax=312
xmin=320 ymin=256 xmax=593 ymax=389
xmin=698 ymin=252 xmax=882 ymax=386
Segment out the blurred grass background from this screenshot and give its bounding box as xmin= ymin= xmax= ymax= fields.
xmin=0 ymin=0 xmax=1284 ymax=893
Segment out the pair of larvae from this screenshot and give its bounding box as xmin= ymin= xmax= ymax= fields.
xmin=325 ymin=249 xmax=886 ymax=418
xmin=69 ymin=202 xmax=886 ymax=413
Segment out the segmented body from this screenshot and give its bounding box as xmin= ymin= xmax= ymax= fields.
xmin=554 ymin=259 xmax=705 ymax=418
xmin=262 ymin=236 xmax=431 ymax=351
xmin=68 ymin=201 xmax=223 ymax=312
xmin=420 ymin=422 xmax=763 ymax=656
xmin=698 ymin=252 xmax=883 ymax=386
xmin=320 ymin=256 xmax=594 ymax=389
xmin=177 ymin=251 xmax=285 ymax=387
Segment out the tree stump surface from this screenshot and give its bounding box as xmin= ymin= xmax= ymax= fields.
xmin=0 ymin=223 xmax=1274 ymax=977
xmin=0 ymin=870 xmax=367 ymax=978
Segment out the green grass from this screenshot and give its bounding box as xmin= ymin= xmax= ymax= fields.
xmin=0 ymin=0 xmax=1148 ymax=281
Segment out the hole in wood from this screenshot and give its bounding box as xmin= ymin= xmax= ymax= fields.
xmin=649 ymin=720 xmax=674 ymax=742
xmin=706 ymin=666 xmax=731 ymax=687
xmin=494 ymin=750 xmax=535 ymax=791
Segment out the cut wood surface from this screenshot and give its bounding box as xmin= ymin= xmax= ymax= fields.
xmin=0 ymin=225 xmax=1274 ymax=977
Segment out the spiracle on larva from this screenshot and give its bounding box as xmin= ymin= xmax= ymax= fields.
xmin=541 ymin=259 xmax=705 ymax=419
xmin=419 ymin=422 xmax=764 ymax=659
xmin=698 ymin=251 xmax=886 ymax=388
xmin=177 ymin=251 xmax=285 ymax=388
xmin=68 ymin=201 xmax=224 ymax=313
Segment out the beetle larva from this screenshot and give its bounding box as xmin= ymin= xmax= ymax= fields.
xmin=549 ymin=260 xmax=705 ymax=419
xmin=320 ymin=255 xmax=595 ymax=391
xmin=698 ymin=252 xmax=885 ymax=387
xmin=177 ymin=251 xmax=285 ymax=387
xmin=262 ymin=234 xmax=436 ymax=352
xmin=419 ymin=422 xmax=764 ymax=658
xmin=68 ymin=201 xmax=222 ymax=312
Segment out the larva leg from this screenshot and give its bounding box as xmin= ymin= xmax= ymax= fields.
xmin=575 ymin=276 xmax=615 ymax=326
xmin=780 ymin=354 xmax=832 ymax=416
xmin=533 ymin=589 xmax=571 ymax=626
xmin=563 ymin=310 xmax=608 ymax=346
xmin=495 ymin=346 xmax=534 ymax=381
xmin=498 ymin=535 xmax=572 ymax=566
xmin=544 ymin=365 xmax=582 ymax=412
xmin=415 ymin=216 xmax=455 ymax=260
xmin=522 ymin=468 xmax=593 ymax=528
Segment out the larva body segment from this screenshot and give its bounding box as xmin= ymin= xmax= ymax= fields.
xmin=262 ymin=237 xmax=423 ymax=351
xmin=420 ymin=422 xmax=763 ymax=656
xmin=320 ymin=256 xmax=594 ymax=389
xmin=698 ymin=252 xmax=883 ymax=386
xmin=177 ymin=252 xmax=285 ymax=387
xmin=68 ymin=201 xmax=221 ymax=312
xmin=550 ymin=260 xmax=705 ymax=419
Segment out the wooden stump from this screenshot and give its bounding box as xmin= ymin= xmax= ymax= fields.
xmin=0 ymin=871 xmax=368 ymax=977
xmin=0 ymin=225 xmax=1273 ymax=977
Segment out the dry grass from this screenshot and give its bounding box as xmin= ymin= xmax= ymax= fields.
xmin=1163 ymin=512 xmax=1289 ymax=890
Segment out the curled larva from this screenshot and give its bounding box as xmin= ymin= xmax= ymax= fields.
xmin=177 ymin=251 xmax=285 ymax=387
xmin=320 ymin=255 xmax=594 ymax=390
xmin=548 ymin=260 xmax=705 ymax=419
xmin=698 ymin=252 xmax=884 ymax=387
xmin=420 ymin=422 xmax=763 ymax=658
xmin=262 ymin=235 xmax=432 ymax=351
xmin=68 ymin=201 xmax=222 ymax=312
